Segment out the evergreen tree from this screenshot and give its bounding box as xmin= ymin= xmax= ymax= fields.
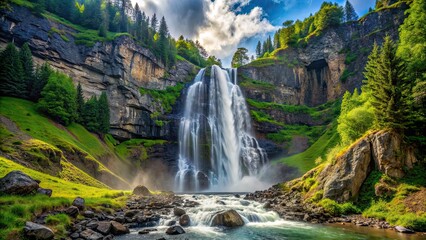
xmin=344 ymin=0 xmax=358 ymax=22
xmin=314 ymin=2 xmax=344 ymax=30
xmin=98 ymin=92 xmax=110 ymax=133
xmin=157 ymin=16 xmax=170 ymax=66
xmin=255 ymin=41 xmax=262 ymax=58
xmin=0 ymin=43 xmax=25 ymax=97
xmin=38 ymin=71 xmax=77 ymax=125
xmin=365 ymin=36 xmax=408 ymax=130
xmin=30 ymin=62 xmax=52 ymax=102
xmin=151 ymin=13 xmax=158 ymax=32
xmin=19 ymin=42 xmax=34 ymax=97
xmin=76 ymin=82 xmax=85 ymax=123
xmin=82 ymin=96 xmax=100 ymax=132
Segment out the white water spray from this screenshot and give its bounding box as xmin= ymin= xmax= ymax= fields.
xmin=175 ymin=66 xmax=268 ymax=192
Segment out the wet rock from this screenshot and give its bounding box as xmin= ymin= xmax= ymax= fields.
xmin=240 ymin=200 xmax=250 ymax=206
xmin=70 ymin=232 xmax=79 ymax=239
xmin=24 ymin=222 xmax=54 ymax=240
xmin=173 ymin=207 xmax=186 ymax=217
xmin=110 ymin=221 xmax=129 ymax=235
xmin=263 ymin=202 xmax=271 ymax=209
xmin=133 ymin=185 xmax=151 ymax=196
xmin=166 ymin=220 xmax=176 ymax=226
xmin=83 ymin=210 xmax=95 ymax=218
xmin=65 ymin=206 xmax=79 ymax=218
xmin=216 ymin=200 xmax=226 ymax=205
xmin=234 ymin=194 xmax=240 ymax=198
xmin=72 ymin=197 xmax=85 ymax=210
xmin=166 ymin=225 xmax=186 ymax=235
xmin=0 ymin=171 xmax=39 ymax=195
xmin=80 ymin=229 xmax=104 ymax=240
xmin=86 ymin=221 xmax=99 ymax=229
xmin=124 ymin=210 xmax=139 ymax=218
xmin=179 ymin=214 xmax=190 ymax=227
xmin=138 ymin=228 xmax=157 ymax=234
xmin=211 ymin=210 xmax=245 ymax=227
xmin=395 ymin=226 xmax=415 ymax=234
xmin=96 ymin=221 xmax=112 ymax=235
xmin=37 ymin=188 xmax=52 ymax=197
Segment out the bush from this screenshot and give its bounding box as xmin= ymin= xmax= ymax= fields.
xmin=318 ymin=198 xmax=360 ymax=216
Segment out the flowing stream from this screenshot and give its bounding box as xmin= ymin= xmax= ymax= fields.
xmin=175 ymin=66 xmax=267 ymax=192
xmin=117 ymin=194 xmax=417 ymax=240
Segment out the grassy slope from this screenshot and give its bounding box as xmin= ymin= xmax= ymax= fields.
xmin=0 ymin=97 xmax=127 ymax=186
xmin=277 ymin=122 xmax=340 ymax=173
xmin=0 ymin=156 xmax=129 ymax=239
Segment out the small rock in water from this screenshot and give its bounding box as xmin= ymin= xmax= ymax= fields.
xmin=0 ymin=171 xmax=39 ymax=195
xmin=138 ymin=228 xmax=158 ymax=234
xmin=166 ymin=220 xmax=176 ymax=226
xmin=240 ymin=200 xmax=250 ymax=206
xmin=65 ymin=206 xmax=79 ymax=218
xmin=72 ymin=197 xmax=85 ymax=210
xmin=166 ymin=225 xmax=186 ymax=235
xmin=173 ymin=207 xmax=186 ymax=216
xmin=37 ymin=188 xmax=52 ymax=197
xmin=234 ymin=194 xmax=240 ymax=198
xmin=133 ymin=185 xmax=151 ymax=196
xmin=24 ymin=221 xmax=54 ymax=240
xmin=216 ymin=200 xmax=226 ymax=205
xmin=395 ymin=226 xmax=415 ymax=234
xmin=179 ymin=214 xmax=191 ymax=227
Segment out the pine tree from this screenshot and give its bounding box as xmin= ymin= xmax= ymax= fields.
xmin=19 ymin=42 xmax=34 ymax=97
xmin=366 ymin=36 xmax=408 ymax=130
xmin=76 ymin=82 xmax=85 ymax=123
xmin=98 ymin=92 xmax=110 ymax=133
xmin=82 ymin=96 xmax=99 ymax=132
xmin=151 ymin=13 xmax=158 ymax=32
xmin=157 ymin=16 xmax=170 ymax=66
xmin=30 ymin=62 xmax=52 ymax=101
xmin=344 ymin=0 xmax=358 ymax=22
xmin=255 ymin=41 xmax=262 ymax=58
xmin=0 ymin=43 xmax=25 ymax=97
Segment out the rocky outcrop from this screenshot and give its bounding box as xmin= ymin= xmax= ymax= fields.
xmin=24 ymin=222 xmax=54 ymax=240
xmin=0 ymin=5 xmax=197 ymax=140
xmin=316 ymin=131 xmax=417 ymax=202
xmin=0 ymin=170 xmax=39 ymax=195
xmin=132 ymin=185 xmax=151 ymax=196
xmin=239 ymin=5 xmax=407 ymax=107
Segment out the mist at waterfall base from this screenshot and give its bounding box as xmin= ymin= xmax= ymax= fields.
xmin=174 ymin=66 xmax=271 ymax=192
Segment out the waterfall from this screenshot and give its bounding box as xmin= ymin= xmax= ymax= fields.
xmin=175 ymin=65 xmax=268 ymax=192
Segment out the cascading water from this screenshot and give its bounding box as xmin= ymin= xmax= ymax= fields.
xmin=175 ymin=65 xmax=268 ymax=192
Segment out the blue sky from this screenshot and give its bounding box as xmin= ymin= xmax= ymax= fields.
xmin=132 ymin=0 xmax=375 ymax=66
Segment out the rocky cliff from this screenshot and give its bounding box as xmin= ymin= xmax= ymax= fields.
xmin=0 ymin=5 xmax=197 ymax=141
xmin=239 ymin=5 xmax=407 ymax=107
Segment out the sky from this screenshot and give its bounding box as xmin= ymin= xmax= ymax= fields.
xmin=131 ymin=0 xmax=375 ymax=67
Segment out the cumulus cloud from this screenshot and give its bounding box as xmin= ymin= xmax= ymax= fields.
xmin=132 ymin=0 xmax=275 ymax=60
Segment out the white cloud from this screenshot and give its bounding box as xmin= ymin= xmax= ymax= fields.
xmin=131 ymin=0 xmax=275 ymax=61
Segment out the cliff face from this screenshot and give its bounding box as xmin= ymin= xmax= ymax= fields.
xmin=0 ymin=6 xmax=197 ymax=140
xmin=239 ymin=5 xmax=407 ymax=107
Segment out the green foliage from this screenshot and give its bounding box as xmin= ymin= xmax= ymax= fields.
xmin=19 ymin=43 xmax=34 ymax=95
xmin=318 ymin=198 xmax=360 ymax=216
xmin=45 ymin=213 xmax=71 ymax=227
xmin=231 ymin=47 xmax=250 ymax=68
xmin=344 ymin=52 xmax=358 ymax=64
xmin=115 ymin=139 xmax=165 ymax=163
xmin=267 ymin=125 xmax=325 ymax=145
xmin=38 ymin=71 xmax=77 ymax=125
xmin=314 ymin=2 xmax=344 ymax=31
xmin=76 ymin=83 xmax=84 ymax=123
xmin=30 ymin=62 xmax=52 ymax=102
xmin=337 ymin=90 xmax=374 ymax=145
xmin=0 ymin=43 xmax=26 ymax=98
xmin=176 ymin=36 xmax=208 ymax=67
xmin=339 ymin=69 xmax=355 ymax=82
xmin=139 ymin=83 xmax=184 ymax=114
xmin=250 ymin=110 xmax=283 ymax=126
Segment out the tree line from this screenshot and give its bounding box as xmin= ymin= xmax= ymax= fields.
xmin=0 ymin=42 xmax=110 ymax=134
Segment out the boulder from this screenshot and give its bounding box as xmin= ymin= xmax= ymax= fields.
xmin=179 ymin=214 xmax=190 ymax=227
xmin=240 ymin=200 xmax=250 ymax=206
xmin=36 ymin=188 xmax=52 ymax=197
xmin=72 ymin=197 xmax=85 ymax=210
xmin=173 ymin=207 xmax=186 ymax=217
xmin=83 ymin=210 xmax=95 ymax=218
xmin=24 ymin=222 xmax=54 ymax=240
xmin=124 ymin=210 xmax=139 ymax=218
xmin=395 ymin=226 xmax=415 ymax=234
xmin=165 ymin=225 xmax=185 ymax=235
xmin=0 ymin=171 xmax=39 ymax=195
xmin=132 ymin=185 xmax=151 ymax=196
xmin=211 ymin=210 xmax=245 ymax=227
xmin=110 ymin=221 xmax=129 ymax=235
xmin=79 ymin=229 xmax=104 ymax=240
xmin=65 ymin=206 xmax=79 ymax=218
xmin=96 ymin=221 xmax=112 ymax=235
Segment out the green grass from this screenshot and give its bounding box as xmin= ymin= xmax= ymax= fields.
xmin=0 ymin=156 xmax=129 ymax=239
xmin=115 ymin=139 xmax=166 ymax=163
xmin=278 ymin=122 xmax=340 ymax=173
xmin=250 ymin=110 xmax=283 ymax=126
xmin=139 ymin=83 xmax=185 ymax=114
xmin=246 ymin=54 xmax=299 ymax=68
xmin=0 ymin=97 xmax=127 ymax=187
xmin=239 ymin=75 xmax=275 ymax=91
xmin=318 ymin=198 xmax=360 ymax=216
xmin=267 ymin=125 xmax=326 ymax=145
